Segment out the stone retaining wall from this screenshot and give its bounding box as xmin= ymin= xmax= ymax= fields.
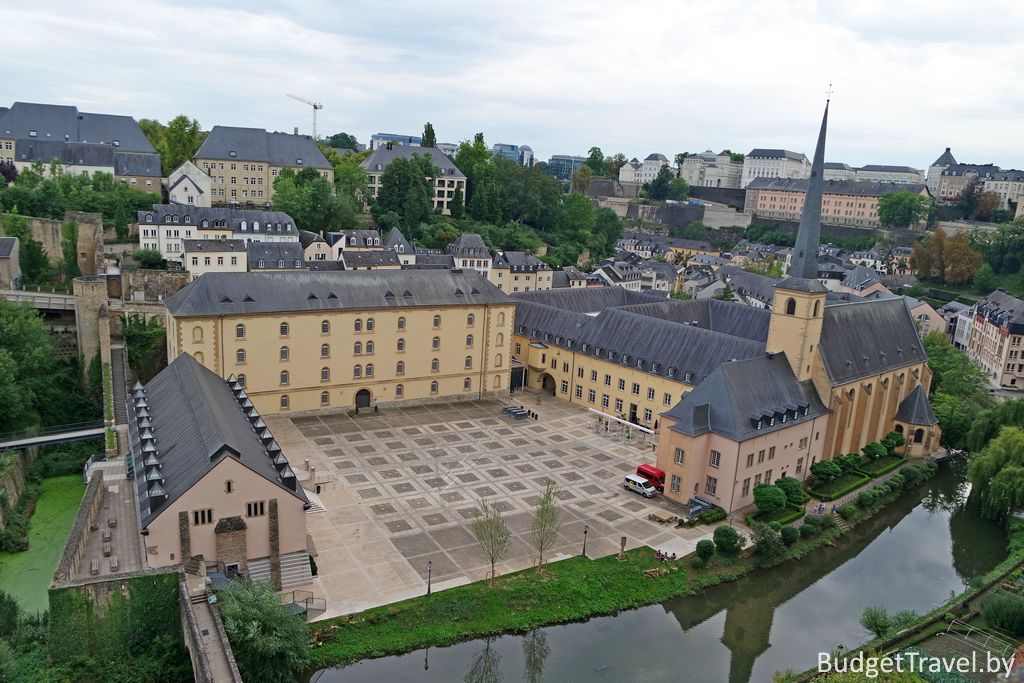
xmin=52 ymin=470 xmax=105 ymax=583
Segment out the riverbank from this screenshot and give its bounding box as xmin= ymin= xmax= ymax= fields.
xmin=0 ymin=475 xmax=85 ymax=614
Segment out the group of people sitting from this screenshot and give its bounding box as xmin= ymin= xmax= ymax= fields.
xmin=654 ymin=549 xmax=677 ymax=562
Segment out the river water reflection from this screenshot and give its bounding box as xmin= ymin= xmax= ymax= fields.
xmin=311 ymin=461 xmax=1007 ymax=683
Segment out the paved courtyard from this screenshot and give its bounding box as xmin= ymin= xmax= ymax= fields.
xmin=266 ymin=391 xmax=714 ymax=619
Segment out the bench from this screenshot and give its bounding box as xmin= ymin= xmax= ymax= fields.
xmin=108 ymin=516 xmax=116 ymax=528
xmin=102 ymin=530 xmax=111 ymax=543
xmin=109 ymin=555 xmax=119 ymax=572
xmin=103 ymin=542 xmax=112 ymax=557
xmin=90 ymin=559 xmax=99 ymax=576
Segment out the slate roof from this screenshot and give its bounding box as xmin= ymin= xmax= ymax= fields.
xmin=408 ymin=253 xmax=456 ymax=269
xmin=941 ymin=163 xmax=1000 ymax=179
xmin=16 ymin=139 xmax=113 ymax=167
xmin=114 ymin=151 xmax=162 ymax=177
xmin=492 ymin=251 xmax=550 ymax=272
xmin=842 ymin=264 xmax=881 ymax=289
xmin=817 ymin=298 xmax=927 ymax=384
xmin=183 ymin=239 xmax=246 ymax=253
xmin=513 ymin=285 xmax=665 ymax=313
xmin=776 ymin=276 xmax=828 ymax=293
xmin=662 ymin=353 xmax=828 ymax=441
xmin=448 ymin=233 xmax=489 ymax=257
xmin=361 ymin=144 xmax=465 ymax=178
xmin=194 ymin=126 xmax=331 ymax=169
xmin=129 ymin=353 xmax=308 ymax=529
xmin=165 ymin=269 xmax=510 ymax=317
xmin=0 ymin=236 xmax=17 ymax=258
xmin=719 ymin=266 xmax=778 ymax=304
xmin=746 ymin=177 xmax=928 ymax=197
xmin=931 ymin=148 xmax=957 ymax=167
xmin=325 ymin=230 xmax=381 ymax=248
xmin=341 ymin=250 xmax=402 ymax=268
xmin=246 ymin=242 xmax=305 ymax=269
xmin=974 ymin=290 xmax=1024 ymax=335
xmin=894 ymin=384 xmax=938 ymax=425
xmin=645 ymin=153 xmax=668 ymax=161
xmin=747 ymin=149 xmax=808 ymax=162
xmin=384 ymin=227 xmax=413 ymax=252
xmin=0 ymin=102 xmax=155 ymax=153
xmin=858 ymin=165 xmax=922 ymax=174
xmin=298 ymin=229 xmax=324 ymax=249
xmin=551 ymin=271 xmax=570 ymax=288
xmin=824 ymin=162 xmax=853 ymax=170
xmin=138 ymin=204 xmax=297 ymax=234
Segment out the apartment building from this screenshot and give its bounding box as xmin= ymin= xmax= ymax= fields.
xmin=167 ymin=160 xmax=213 ymax=207
xmin=361 ymin=145 xmax=466 ymax=214
xmin=741 ymin=149 xmax=810 ymax=188
xmin=679 ymin=150 xmax=743 ymax=189
xmin=966 ymin=290 xmax=1024 ymax=390
xmin=447 ymin=233 xmax=492 ymax=278
xmin=0 ymin=102 xmax=161 ymax=191
xmin=823 ymin=163 xmax=856 ymax=181
xmin=137 ymin=204 xmax=299 ymax=263
xmin=490 ymin=251 xmax=552 ymax=293
xmin=163 ymin=270 xmax=515 ymax=415
xmin=937 ymin=163 xmax=1000 ymax=201
xmin=744 ymin=178 xmax=929 ymax=229
xmin=193 ymin=126 xmax=333 ymax=205
xmin=926 ymin=148 xmax=957 ymax=197
xmin=182 ymin=239 xmax=247 ymax=280
xmin=983 ymin=170 xmax=1024 ymax=211
xmin=855 ymin=165 xmax=925 ymax=185
xmin=618 ymin=154 xmax=669 ymax=184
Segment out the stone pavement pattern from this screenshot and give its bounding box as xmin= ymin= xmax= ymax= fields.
xmin=266 ymin=392 xmax=713 ymax=619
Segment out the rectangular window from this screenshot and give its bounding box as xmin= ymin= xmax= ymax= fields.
xmin=192 ymin=509 xmax=213 ymax=526
xmin=709 ymin=450 xmax=721 ymax=468
xmin=796 ymin=457 xmax=804 ymax=474
xmin=588 ymin=389 xmax=596 ymax=403
xmin=515 ymin=343 xmax=522 ymax=354
xmin=601 ymin=394 xmax=609 ymax=408
xmin=663 ymin=392 xmax=672 ymax=406
xmin=561 ymin=380 xmax=569 ymax=394
xmin=604 ymin=374 xmax=611 ymax=386
xmin=643 ymin=408 xmax=652 ymax=421
xmin=670 ymin=474 xmax=681 ymax=494
xmin=742 ymin=478 xmax=750 ymax=497
xmin=618 ymin=379 xmax=625 ymax=391
xmin=755 ymin=473 xmax=762 ymax=486
xmin=647 ymin=387 xmax=655 ymax=400
xmin=574 ymin=385 xmax=582 ymax=399
xmin=799 ymin=437 xmax=808 ymax=449
xmin=614 ymin=398 xmax=623 ymax=413
xmin=578 ymin=366 xmax=584 ymax=378
xmin=674 ymin=448 xmax=685 ymax=465
xmin=765 ymin=469 xmax=773 ymax=483
xmin=705 ymin=476 xmax=718 ymax=496
xmin=768 ymin=446 xmax=776 ymax=460
xmin=591 ymin=370 xmax=598 ymax=382
xmin=631 ymin=383 xmax=640 ymax=396
xmin=746 ymin=453 xmax=754 ymax=467
xmin=245 ymin=501 xmax=266 ymax=517
xmin=758 ymin=449 xmax=765 ymax=463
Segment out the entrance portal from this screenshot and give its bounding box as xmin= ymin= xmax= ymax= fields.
xmin=355 ymin=389 xmax=371 ymax=408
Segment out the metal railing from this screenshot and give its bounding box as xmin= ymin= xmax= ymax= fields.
xmin=0 ymin=420 xmax=105 ymax=451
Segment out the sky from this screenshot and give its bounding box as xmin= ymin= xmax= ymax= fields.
xmin=3 ymin=0 xmax=1023 ymax=170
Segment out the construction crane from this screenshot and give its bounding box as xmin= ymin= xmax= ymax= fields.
xmin=285 ymin=94 xmax=324 ymax=140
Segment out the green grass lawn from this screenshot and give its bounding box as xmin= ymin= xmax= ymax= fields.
xmin=0 ymin=475 xmax=85 ymax=614
xmin=809 ymin=472 xmax=871 ymax=500
xmin=861 ymin=455 xmax=907 ymax=477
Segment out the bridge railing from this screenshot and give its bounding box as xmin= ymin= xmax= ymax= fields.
xmin=0 ymin=420 xmax=106 ymax=449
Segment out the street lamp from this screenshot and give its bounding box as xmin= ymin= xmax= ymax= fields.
xmin=581 ymin=525 xmax=589 ymax=557
xmin=426 ymin=560 xmax=433 ymax=596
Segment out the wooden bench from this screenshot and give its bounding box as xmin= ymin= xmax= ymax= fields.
xmin=90 ymin=559 xmax=99 ymax=576
xmin=103 ymin=542 xmax=112 ymax=557
xmin=108 ymin=516 xmax=117 ymax=528
xmin=109 ymin=555 xmax=119 ymax=572
xmin=102 ymin=530 xmax=111 ymax=543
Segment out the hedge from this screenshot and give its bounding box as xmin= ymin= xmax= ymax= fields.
xmin=746 ymin=504 xmax=806 ymax=527
xmin=808 ymin=472 xmax=872 ymax=501
xmin=862 ymin=455 xmax=907 ymax=477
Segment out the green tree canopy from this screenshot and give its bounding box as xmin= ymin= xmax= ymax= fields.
xmin=878 ymin=190 xmax=932 ymax=227
xmin=371 ymin=154 xmax=438 ymax=231
xmin=219 ymin=579 xmax=311 ymax=683
xmin=422 ymin=122 xmax=436 ymax=148
xmin=327 ymin=131 xmax=359 ymax=150
xmin=273 ymin=167 xmax=358 ymax=232
xmin=753 ymin=484 xmax=787 ymax=514
xmin=585 ymin=147 xmax=605 ymax=176
xmin=644 ymin=165 xmax=675 ymax=200
xmin=139 ymin=115 xmax=207 ymax=175
xmin=969 ymin=426 xmax=1024 ymax=519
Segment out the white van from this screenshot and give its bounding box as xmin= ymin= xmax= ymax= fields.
xmin=623 ymin=473 xmax=657 ymax=498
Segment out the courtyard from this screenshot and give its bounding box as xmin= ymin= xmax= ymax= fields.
xmin=266 ymin=391 xmax=716 ymax=619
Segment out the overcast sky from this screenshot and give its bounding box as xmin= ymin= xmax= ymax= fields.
xmin=3 ymin=0 xmax=1023 ymax=169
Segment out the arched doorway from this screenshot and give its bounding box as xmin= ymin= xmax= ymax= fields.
xmin=355 ymin=389 xmax=371 ymax=408
xmin=540 ymin=374 xmax=556 ymax=396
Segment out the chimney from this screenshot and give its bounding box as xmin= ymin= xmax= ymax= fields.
xmin=293 ymin=127 xmax=299 ymax=135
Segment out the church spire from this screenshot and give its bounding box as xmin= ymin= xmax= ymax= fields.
xmin=790 ymin=99 xmax=830 ymax=279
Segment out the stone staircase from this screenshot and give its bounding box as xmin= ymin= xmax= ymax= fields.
xmin=279 ymin=551 xmax=313 ymax=589
xmin=302 ymin=488 xmax=326 ymax=514
xmin=247 ymin=557 xmax=271 ymax=585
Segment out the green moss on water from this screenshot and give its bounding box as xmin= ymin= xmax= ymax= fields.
xmin=0 ymin=475 xmax=84 ymax=614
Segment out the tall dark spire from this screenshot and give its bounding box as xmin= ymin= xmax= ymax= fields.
xmin=790 ymin=100 xmax=829 ymax=280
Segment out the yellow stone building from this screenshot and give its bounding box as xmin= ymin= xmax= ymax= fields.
xmin=163 ymin=270 xmax=514 ymax=415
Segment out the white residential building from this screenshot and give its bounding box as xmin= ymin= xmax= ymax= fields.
xmin=741 ymin=149 xmax=810 ymax=188
xmin=167 ymin=160 xmax=212 ymax=207
xmin=619 ymin=153 xmax=669 ymax=184
xmin=679 ymin=150 xmax=743 ymax=189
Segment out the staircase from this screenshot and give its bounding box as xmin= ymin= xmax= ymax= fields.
xmin=247 ymin=557 xmax=271 ymax=585
xmin=280 ymin=551 xmax=313 ymax=589
xmin=110 ymin=345 xmax=129 ymax=424
xmin=834 ymin=515 xmax=851 ymax=533
xmin=303 ymin=488 xmax=327 ymax=514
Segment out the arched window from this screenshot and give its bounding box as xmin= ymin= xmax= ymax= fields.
xmin=396 ymin=361 xmax=405 ymax=375
xmin=431 ymin=358 xmax=439 ymax=372
xmin=785 ymin=298 xmax=796 ymax=315
xmin=397 ymin=317 xmax=406 ymax=331
xmin=279 ymin=346 xmax=289 ymax=361
xmin=145 ymin=213 xmax=152 ymax=223
xmin=321 ymin=320 xmax=330 ymax=334
xmin=463 ymin=377 xmax=471 ymax=391
xmin=200 ymin=219 xmax=208 ymax=228
xmin=321 ymin=344 xmax=330 ymax=358
xmin=430 ymin=381 xmax=438 ymax=394
xmin=895 ymin=424 xmax=904 ymax=434
xmin=279 ymin=322 xmax=289 ymax=336
xmin=913 ymin=428 xmax=924 ymax=443
xmin=494 ymin=374 xmax=501 ymax=389
xmin=495 ymin=353 xmax=503 ymax=367
xmin=497 ymin=312 xmax=505 ymax=326
xmin=496 ymin=333 xmax=504 ymax=347
xmin=194 ymin=351 xmax=204 ymax=364
xmin=366 ymin=318 xmax=375 ymax=332
xmin=320 ymin=391 xmax=330 ymax=406
xmin=466 ymin=334 xmax=474 ymax=348
xmin=237 ymin=374 xmax=246 ymax=388
xmin=395 ymin=384 xmax=404 ymax=398
xmin=354 ymin=319 xmax=362 ymax=332
xmin=432 ymin=337 xmax=440 ymax=350
xmin=280 ymin=395 xmax=289 ymax=409
xmin=236 ymin=349 xmax=246 ymax=364
xmin=354 ymin=341 xmax=362 ymax=355
xmin=467 ymin=313 xmax=475 ymax=326
xmin=192 ymin=326 xmax=203 ymax=343
xmin=252 ymin=221 xmax=259 ymax=230
xmin=465 ymin=356 xmax=473 ymax=370
xmin=280 ymin=370 xmax=289 ymax=385
xmin=397 ymin=338 xmax=405 ymax=352
xmin=433 ymin=314 xmax=441 ymax=329
xmin=366 ymin=364 xmax=374 ymax=377
xmin=235 ymin=323 xmax=245 ymax=339
xmin=321 ymin=367 xmax=330 ymax=382
xmin=366 ymin=340 xmax=375 ymax=354
xmin=353 ymin=364 xmax=362 ymax=378
xmin=813 ymin=300 xmax=820 ymax=317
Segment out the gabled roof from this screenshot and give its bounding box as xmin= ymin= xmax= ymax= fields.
xmin=194 ymin=126 xmax=331 ymax=169
xmin=842 ymin=264 xmax=881 ymax=289
xmin=183 ymin=238 xmax=246 ymax=253
xmin=662 ymin=353 xmax=828 ymax=441
xmin=894 ymin=384 xmax=937 ymax=426
xmin=975 ymin=289 xmax=1024 ymax=334
xmin=931 ymin=148 xmax=957 ymax=167
xmin=0 ymin=102 xmax=155 ymax=153
xmin=645 ymin=153 xmax=668 ymax=162
xmin=341 ymin=250 xmax=402 ymax=268
xmin=361 ymin=144 xmax=465 ymax=178
xmin=448 ymin=233 xmax=489 ymax=256
xmin=818 ymin=298 xmax=927 ymax=385
xmin=164 ymin=269 xmax=510 ymax=317
xmin=129 ymin=353 xmax=308 ymax=529
xmin=384 ymin=227 xmax=412 ymax=252
xmin=137 ymin=204 xmax=296 ymax=233
xmin=298 ymin=229 xmax=325 ymax=249
xmin=247 ymin=242 xmax=304 ymax=269
xmin=492 ymin=251 xmax=549 ymax=271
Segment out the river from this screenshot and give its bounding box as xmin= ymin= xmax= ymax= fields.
xmin=310 ymin=461 xmax=1008 ymax=683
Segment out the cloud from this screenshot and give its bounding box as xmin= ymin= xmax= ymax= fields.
xmin=2 ymin=0 xmax=1022 ymax=168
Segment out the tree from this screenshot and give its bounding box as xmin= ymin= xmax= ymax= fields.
xmin=370 ymin=155 xmax=438 ymax=231
xmin=835 ymin=453 xmax=863 ymax=472
xmin=974 ymin=262 xmax=997 ymax=293
xmin=674 ymin=153 xmax=691 ymax=176
xmin=750 ymin=522 xmax=788 ymax=565
xmin=465 ymin=637 xmax=501 ymax=683
xmin=670 ymin=290 xmax=693 ymax=300
xmin=753 ymin=484 xmax=787 ymax=515
xmin=219 ymin=579 xmax=311 ymax=683
xmin=859 ymin=606 xmax=893 ymax=640
xmin=139 ymin=116 xmax=207 ymax=175
xmin=0 ymin=161 xmax=16 ymax=186
xmin=273 ymin=167 xmax=357 ymax=232
xmin=449 ymin=185 xmax=465 ymax=219
xmin=810 ymin=460 xmax=842 ymax=482
xmin=570 ymin=165 xmax=593 ymax=194
xmin=910 ymin=229 xmax=946 ymax=281
xmin=124 ymin=315 xmax=167 ymax=383
xmin=531 ymin=482 xmax=560 ymax=569
xmin=604 ymin=153 xmax=627 ymax=178
xmin=472 ymin=499 xmax=512 ymax=586
xmin=878 ymin=190 xmax=931 ymax=227
xmin=862 ymin=442 xmax=888 ymax=461
xmin=713 ymin=284 xmax=737 ymax=302
xmin=969 ymin=426 xmax=1024 ymax=520
xmin=522 ymin=629 xmax=550 ymax=683
xmin=922 ymin=331 xmax=991 ymax=402
xmin=422 ymin=122 xmax=436 ymax=148
xmin=695 ymin=539 xmax=716 ymax=561
xmin=974 ymin=191 xmax=1001 ymax=221
xmin=320 ymin=146 xmax=368 ymax=205
xmin=881 ymin=430 xmax=906 ymax=454
xmin=645 ymin=165 xmax=674 ymax=200
xmin=327 ymin=132 xmax=359 ymax=150
xmin=942 ymin=230 xmax=982 ymax=285
xmin=775 ymin=476 xmax=807 ymax=506
xmin=133 ymin=249 xmax=165 ymax=269
xmin=666 ymin=177 xmax=690 ymax=201
xmin=585 ymin=147 xmax=605 ymax=176
xmin=713 ymin=525 xmax=745 ymax=555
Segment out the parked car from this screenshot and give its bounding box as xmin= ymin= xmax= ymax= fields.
xmin=636 ymin=464 xmax=665 ymax=492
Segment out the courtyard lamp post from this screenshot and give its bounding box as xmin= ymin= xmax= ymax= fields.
xmin=581 ymin=525 xmax=589 ymax=557
xmin=427 ymin=560 xmax=433 ymax=596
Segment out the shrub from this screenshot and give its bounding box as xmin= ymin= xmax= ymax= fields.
xmin=837 ymin=503 xmax=857 ymax=519
xmin=800 ymin=523 xmax=819 ymax=538
xmin=713 ymin=525 xmax=745 ymax=555
xmin=862 ymin=442 xmax=888 ymax=461
xmin=860 ymin=605 xmax=893 ymax=639
xmin=775 ymin=476 xmax=809 ymax=505
xmin=690 ymin=556 xmax=706 ymax=570
xmin=810 ymin=460 xmax=843 ymax=482
xmin=780 ymin=525 xmax=800 ymax=545
xmin=753 ymin=484 xmax=787 ymax=515
xmin=882 ymin=430 xmax=906 ymax=454
xmin=981 ymin=593 xmax=1024 ymax=635
xmin=698 ymin=508 xmax=726 ymax=524
xmin=750 ymin=523 xmax=788 ymax=564
xmin=219 ymin=579 xmax=311 ymax=682
xmin=695 ymin=540 xmax=715 ymax=561
xmin=818 ymin=513 xmax=837 ymax=529
xmin=888 ymin=474 xmax=906 ymax=489
xmin=835 ymin=453 xmax=863 ymax=473
xmin=857 ymin=490 xmax=877 ymax=509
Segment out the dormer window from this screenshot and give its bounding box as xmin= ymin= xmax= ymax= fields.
xmin=229 ymin=151 xmax=237 ymax=157
xmin=296 ymin=158 xmax=303 ymax=165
